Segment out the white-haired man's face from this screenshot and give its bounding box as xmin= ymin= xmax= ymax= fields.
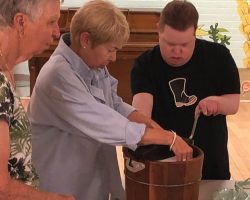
xmin=18 ymin=0 xmax=61 ymax=60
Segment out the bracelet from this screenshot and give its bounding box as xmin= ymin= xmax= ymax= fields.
xmin=169 ymin=130 xmax=177 ymax=151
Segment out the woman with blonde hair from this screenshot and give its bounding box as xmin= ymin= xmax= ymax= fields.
xmin=0 ymin=0 xmax=74 ymax=199
xmin=28 ymin=0 xmax=192 ymax=199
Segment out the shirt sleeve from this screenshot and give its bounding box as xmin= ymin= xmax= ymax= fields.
xmin=131 ymin=55 xmax=155 ymax=96
xmin=219 ymin=46 xmax=240 ymax=94
xmin=108 ymin=72 xmax=136 ymax=117
xmin=0 ymin=73 xmax=12 ymax=125
xmin=34 ymin=65 xmax=145 ymax=150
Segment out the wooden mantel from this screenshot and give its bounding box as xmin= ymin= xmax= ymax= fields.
xmin=29 ymin=8 xmax=160 ymax=103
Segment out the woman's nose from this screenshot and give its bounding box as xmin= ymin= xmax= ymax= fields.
xmin=110 ymin=52 xmax=117 ymax=62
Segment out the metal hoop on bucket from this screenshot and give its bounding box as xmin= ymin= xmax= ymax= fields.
xmin=126 ymin=175 xmax=201 ymax=188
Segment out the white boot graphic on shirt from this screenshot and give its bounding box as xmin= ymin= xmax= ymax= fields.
xmin=169 ymin=78 xmax=197 ymax=107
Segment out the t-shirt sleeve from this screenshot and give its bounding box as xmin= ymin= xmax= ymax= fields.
xmin=219 ymin=46 xmax=240 ymax=94
xmin=0 ymin=74 xmax=12 ymax=124
xmin=131 ymin=55 xmax=154 ymax=96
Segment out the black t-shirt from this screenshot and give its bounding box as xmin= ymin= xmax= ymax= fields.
xmin=131 ymin=39 xmax=240 ymax=179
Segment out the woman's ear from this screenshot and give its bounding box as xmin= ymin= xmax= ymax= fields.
xmin=12 ymin=13 xmax=27 ymax=37
xmin=80 ymin=32 xmax=90 ymax=49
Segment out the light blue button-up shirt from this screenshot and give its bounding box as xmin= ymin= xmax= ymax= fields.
xmin=28 ymin=33 xmax=146 ymax=200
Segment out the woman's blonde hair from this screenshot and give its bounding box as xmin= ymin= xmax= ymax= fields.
xmin=70 ymin=0 xmax=130 ymax=48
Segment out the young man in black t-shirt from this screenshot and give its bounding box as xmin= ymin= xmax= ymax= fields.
xmin=131 ymin=0 xmax=240 ymax=180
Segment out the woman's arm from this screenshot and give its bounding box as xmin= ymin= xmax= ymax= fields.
xmin=127 ymin=109 xmax=161 ymax=129
xmin=127 ymin=111 xmax=193 ymax=161
xmin=0 ymin=120 xmax=75 ymax=200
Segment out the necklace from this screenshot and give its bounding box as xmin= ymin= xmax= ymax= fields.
xmin=0 ymin=49 xmax=16 ymax=89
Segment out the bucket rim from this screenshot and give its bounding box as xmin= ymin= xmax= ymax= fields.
xmin=123 ymin=144 xmax=204 ymax=164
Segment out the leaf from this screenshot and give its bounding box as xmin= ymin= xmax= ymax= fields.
xmin=196 ymin=28 xmax=209 ymax=36
xmin=217 ymin=28 xmax=229 ymax=32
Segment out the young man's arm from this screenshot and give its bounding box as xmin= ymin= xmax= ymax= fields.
xmin=132 ymin=92 xmax=153 ymax=117
xmin=195 ymin=94 xmax=240 ymax=116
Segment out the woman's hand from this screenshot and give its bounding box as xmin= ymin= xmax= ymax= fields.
xmin=171 ymin=135 xmax=193 ymax=161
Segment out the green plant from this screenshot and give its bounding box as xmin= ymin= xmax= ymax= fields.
xmin=208 ymin=23 xmax=231 ymax=46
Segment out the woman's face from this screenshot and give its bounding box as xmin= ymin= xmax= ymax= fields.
xmin=19 ymin=0 xmax=60 ymax=60
xmin=81 ymin=41 xmax=122 ymax=69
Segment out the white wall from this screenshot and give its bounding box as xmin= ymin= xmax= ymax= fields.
xmin=14 ymin=61 xmax=30 ymax=96
xmin=192 ymin=0 xmax=246 ymax=68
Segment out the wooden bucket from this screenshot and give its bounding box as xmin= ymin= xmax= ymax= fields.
xmin=123 ymin=145 xmax=204 ymax=200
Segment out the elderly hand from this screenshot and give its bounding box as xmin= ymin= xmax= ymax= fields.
xmin=195 ymin=96 xmax=220 ymax=116
xmin=171 ymin=135 xmax=193 ymax=161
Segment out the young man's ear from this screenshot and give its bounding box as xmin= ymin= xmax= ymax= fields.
xmin=156 ymin=22 xmax=159 ymax=30
xmin=156 ymin=22 xmax=162 ymax=35
xmin=156 ymin=22 xmax=164 ymax=33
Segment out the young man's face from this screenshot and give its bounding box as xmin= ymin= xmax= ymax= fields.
xmin=158 ymin=25 xmax=196 ymax=67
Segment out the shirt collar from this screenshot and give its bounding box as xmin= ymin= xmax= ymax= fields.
xmin=53 ymin=33 xmax=95 ymax=84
